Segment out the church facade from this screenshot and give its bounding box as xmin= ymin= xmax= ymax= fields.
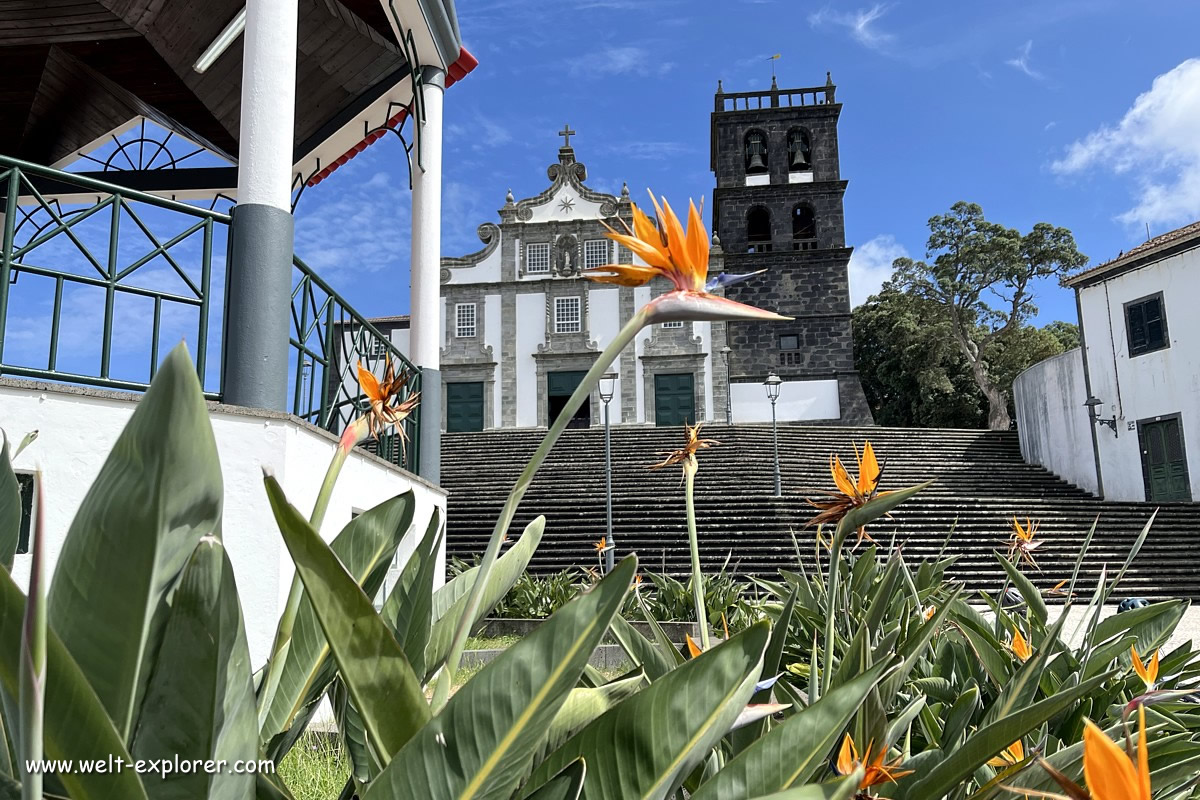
xmin=363 ymin=76 xmax=872 ymax=431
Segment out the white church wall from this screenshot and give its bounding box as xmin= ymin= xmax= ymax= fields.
xmin=1078 ymin=248 xmax=1200 ymax=501
xmin=439 ymin=295 xmax=447 ymax=350
xmin=588 ymin=286 xmax=623 ymax=422
xmin=2 ymin=380 xmax=446 ymax=667
xmin=447 ymin=233 xmax=503 ymax=284
xmin=485 ymin=294 xmax=503 ymax=425
xmin=390 ymin=328 xmax=411 ymax=354
xmin=632 ymin=285 xmax=653 ymax=424
xmin=515 ymin=292 xmax=544 ymax=427
xmin=697 ymin=321 xmax=715 ymax=422
xmin=527 ymin=185 xmax=606 ymax=223
xmin=1012 ymin=348 xmax=1099 ymax=495
xmin=731 ymin=378 xmax=840 ymax=423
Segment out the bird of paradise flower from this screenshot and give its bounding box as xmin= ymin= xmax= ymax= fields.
xmin=806 ymin=441 xmax=889 ymax=549
xmin=1031 ymin=704 xmax=1152 ymax=800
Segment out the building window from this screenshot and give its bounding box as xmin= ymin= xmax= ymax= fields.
xmin=369 ymin=338 xmax=389 ymax=357
xmin=16 ymin=473 xmax=34 ymax=555
xmin=455 ymin=303 xmax=477 ymax=338
xmin=661 ymin=321 xmax=684 ymax=329
xmin=554 ymin=296 xmax=582 ymax=334
xmin=584 ymin=239 xmax=610 ymax=270
xmin=747 ymin=207 xmax=772 ymax=253
xmin=779 ymin=334 xmax=800 ymax=351
xmin=787 ymin=128 xmax=812 ymax=171
xmin=526 ymin=242 xmax=551 ymax=274
xmin=1125 ymin=293 xmax=1168 ymax=356
xmin=792 ymin=204 xmax=817 ymax=250
xmin=744 ymin=129 xmax=769 ymax=174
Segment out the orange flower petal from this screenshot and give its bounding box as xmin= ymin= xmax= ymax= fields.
xmin=685 ymin=634 xmax=703 ymax=659
xmin=857 ymin=441 xmax=880 ymax=494
xmin=836 ymin=734 xmax=858 ymax=776
xmin=1083 ymin=717 xmax=1148 ymax=800
xmin=686 ymin=199 xmax=708 ymax=278
xmin=583 ymin=265 xmax=660 ymax=287
xmin=831 ymin=455 xmax=858 ymax=499
xmin=357 ymin=362 xmax=382 ymax=403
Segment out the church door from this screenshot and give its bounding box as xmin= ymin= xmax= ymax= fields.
xmin=1139 ymin=416 xmax=1191 ymax=502
xmin=547 ymin=370 xmax=590 ymax=428
xmin=655 ymin=373 xmax=695 ymax=427
xmin=446 ymin=381 xmax=485 ymax=432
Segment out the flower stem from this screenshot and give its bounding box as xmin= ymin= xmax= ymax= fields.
xmin=685 ymin=461 xmax=710 ymax=649
xmin=432 ymin=307 xmax=651 ymax=711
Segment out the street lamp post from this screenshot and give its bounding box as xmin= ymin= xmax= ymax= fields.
xmin=599 ymin=372 xmax=618 ymax=573
xmin=764 ymin=372 xmax=782 ymax=497
xmin=720 ymin=345 xmax=732 ymax=425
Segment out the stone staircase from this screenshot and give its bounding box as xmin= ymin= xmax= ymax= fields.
xmin=441 ymin=425 xmax=1200 ymax=600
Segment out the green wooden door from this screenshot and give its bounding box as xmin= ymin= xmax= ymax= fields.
xmin=446 ymin=381 xmax=484 ymax=432
xmin=655 ymin=373 xmax=695 ymax=427
xmin=1139 ymin=417 xmax=1191 ymax=502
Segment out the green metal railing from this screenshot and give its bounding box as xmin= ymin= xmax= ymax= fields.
xmin=0 ymin=155 xmax=421 ymax=473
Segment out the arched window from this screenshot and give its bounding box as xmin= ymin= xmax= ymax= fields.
xmin=744 ymin=130 xmax=768 ymax=174
xmin=792 ymin=204 xmax=817 ymax=250
xmin=787 ymin=128 xmax=812 ymax=171
xmin=747 ymin=207 xmax=772 ymax=253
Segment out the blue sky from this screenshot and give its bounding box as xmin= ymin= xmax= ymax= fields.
xmin=294 ymin=0 xmax=1200 ymax=329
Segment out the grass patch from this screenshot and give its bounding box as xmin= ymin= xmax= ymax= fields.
xmin=464 ymin=633 xmax=522 ymax=650
xmin=277 ymin=732 xmax=351 ymax=800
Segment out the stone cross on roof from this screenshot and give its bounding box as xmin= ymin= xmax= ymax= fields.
xmin=559 ymin=124 xmax=576 ymax=147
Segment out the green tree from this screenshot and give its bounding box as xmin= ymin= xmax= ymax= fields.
xmin=891 ymin=202 xmax=1087 ymax=430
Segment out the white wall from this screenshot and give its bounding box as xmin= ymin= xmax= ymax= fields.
xmin=1013 ymin=348 xmax=1099 ymax=495
xmin=731 ymin=378 xmax=840 ymax=423
xmin=1079 ymin=247 xmax=1200 ymax=500
xmin=515 ymin=292 xmax=544 ymax=427
xmin=2 ymin=381 xmax=446 ymax=666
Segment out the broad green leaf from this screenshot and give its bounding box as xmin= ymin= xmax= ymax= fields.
xmin=424 ymin=516 xmax=546 ymax=682
xmin=1091 ymin=599 xmax=1186 ymax=652
xmin=637 ymin=591 xmax=687 ymax=668
xmin=940 ymin=685 xmax=979 ymax=751
xmin=525 ymin=759 xmax=586 ymax=800
xmin=131 ymin=538 xmax=257 ymax=800
xmin=365 ymin=556 xmax=637 ymax=800
xmin=692 ymin=661 xmax=892 ymax=800
xmin=0 ymin=568 xmax=148 ymax=800
xmin=538 ymin=672 xmax=649 ymax=763
xmin=18 ymin=489 xmax=45 ymax=800
xmin=608 ymin=614 xmax=674 ymax=681
xmin=0 ymin=433 xmax=20 ymax=571
xmin=382 ymin=507 xmax=443 ymax=675
xmin=261 ymin=491 xmax=417 ymax=758
xmin=834 ymin=483 xmax=929 ymax=550
xmin=730 ymin=590 xmax=798 ymax=756
xmin=47 ymin=343 xmax=222 ymax=740
xmin=255 ymin=771 xmax=297 ymax=800
xmin=983 ymin=612 xmax=1069 ymax=726
xmin=0 ymin=771 xmax=17 ymax=800
xmin=745 ymin=773 xmax=860 ymax=800
xmin=995 ymin=553 xmax=1047 ymax=627
xmin=903 ymin=671 xmax=1113 ymax=799
xmin=524 ymin=621 xmax=770 ymax=800
xmin=266 ymin=477 xmax=428 ymax=767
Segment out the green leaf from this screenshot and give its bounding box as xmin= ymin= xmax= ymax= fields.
xmin=607 ymin=614 xmax=674 ymax=681
xmin=0 ymin=433 xmax=21 ymax=571
xmin=265 ymin=477 xmax=429 ymax=768
xmin=46 ymin=343 xmax=223 ymax=740
xmin=0 ymin=568 xmax=148 ymax=800
xmin=525 ymin=759 xmax=587 ymax=800
xmin=424 ymin=516 xmax=546 ymax=682
xmin=524 ymin=621 xmax=770 ymax=800
xmin=538 ymin=671 xmax=649 ymax=764
xmin=365 ymin=556 xmax=637 ymax=800
xmin=983 ymin=611 xmax=1069 ymax=726
xmin=130 ymin=538 xmax=257 ymax=800
xmin=730 ymin=589 xmax=799 ymax=756
xmin=834 ymin=483 xmax=929 ymax=550
xmin=261 ymin=491 xmax=417 ymax=758
xmin=995 ymin=553 xmax=1047 ymax=627
xmin=382 ymin=507 xmax=443 ymax=676
xmin=745 ymin=773 xmax=860 ymax=800
xmin=692 ymin=661 xmax=892 ymax=800
xmin=0 ymin=771 xmax=17 ymax=800
xmin=903 ymin=671 xmax=1113 ymax=799
xmin=1091 ymin=599 xmax=1185 ymax=652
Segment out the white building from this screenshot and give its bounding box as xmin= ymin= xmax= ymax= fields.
xmin=1014 ymin=220 xmax=1200 ymax=502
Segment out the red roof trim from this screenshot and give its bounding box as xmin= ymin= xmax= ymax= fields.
xmin=305 ymin=47 xmax=478 ymax=187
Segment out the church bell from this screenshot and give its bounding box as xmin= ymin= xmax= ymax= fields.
xmin=790 ymin=146 xmax=809 ymax=170
xmin=747 ymin=151 xmax=767 ymax=172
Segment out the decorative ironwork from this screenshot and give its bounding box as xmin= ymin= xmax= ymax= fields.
xmin=289 ymin=255 xmax=421 ymax=471
xmin=73 ymin=119 xmax=211 ymax=173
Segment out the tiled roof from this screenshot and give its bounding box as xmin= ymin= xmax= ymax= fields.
xmin=367 ymin=314 xmax=411 ymax=324
xmin=305 ymin=47 xmax=479 ymax=187
xmin=1064 ymin=219 xmax=1200 ymax=287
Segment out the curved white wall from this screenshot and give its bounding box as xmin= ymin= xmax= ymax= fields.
xmin=1012 ymin=348 xmax=1098 ymax=495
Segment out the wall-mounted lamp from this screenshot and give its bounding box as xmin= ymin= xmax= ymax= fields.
xmin=1084 ymin=396 xmax=1118 ymax=437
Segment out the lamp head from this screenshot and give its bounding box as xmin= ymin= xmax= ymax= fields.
xmin=599 ymin=372 xmax=618 ymax=403
xmin=763 ymin=371 xmax=782 ymax=400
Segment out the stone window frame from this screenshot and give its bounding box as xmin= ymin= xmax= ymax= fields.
xmin=525 ymin=241 xmax=551 ymax=274
xmin=779 ymin=333 xmax=800 ymax=351
xmin=454 ymin=302 xmax=477 ymax=338
xmin=747 ymin=205 xmax=773 ymax=253
xmin=533 ymin=351 xmax=602 ymax=428
xmin=660 ymin=321 xmax=685 ymax=330
xmin=744 ymin=128 xmax=770 ymax=174
xmin=640 ymin=353 xmax=707 ymax=426
xmin=583 ymin=238 xmax=610 ymax=270
xmin=554 ymin=295 xmax=583 ymax=334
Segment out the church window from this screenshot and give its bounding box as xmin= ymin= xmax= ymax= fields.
xmin=744 ymin=130 xmax=769 ymax=174
xmin=792 ymin=204 xmax=817 ymax=250
xmin=554 ymin=296 xmax=582 ymax=334
xmin=779 ymin=334 xmax=800 ymax=351
xmin=455 ymin=303 xmax=477 ymax=338
xmin=787 ymin=128 xmax=812 ymax=171
xmin=747 ymin=207 xmax=772 ymax=253
xmin=661 ymin=321 xmax=684 ymax=329
xmin=526 ymin=243 xmax=551 ymax=274
xmin=1125 ymin=293 xmax=1168 ymax=356
xmin=584 ymin=239 xmax=610 ymax=269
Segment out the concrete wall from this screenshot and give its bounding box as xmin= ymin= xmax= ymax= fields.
xmin=1013 ymin=348 xmax=1099 ymax=495
xmin=730 ymin=378 xmax=840 ymax=422
xmin=2 ymin=379 xmax=447 ymax=666
xmin=1079 ymin=247 xmax=1200 ymax=501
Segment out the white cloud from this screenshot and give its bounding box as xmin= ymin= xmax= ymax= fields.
xmin=567 ymin=46 xmax=670 ymax=78
xmin=808 ymin=4 xmax=895 ymax=51
xmin=1051 ymin=58 xmax=1200 ymax=227
xmin=1005 ymin=40 xmax=1044 ymax=80
xmin=605 ymin=141 xmax=691 ymax=160
xmin=849 ymin=235 xmax=908 ymax=307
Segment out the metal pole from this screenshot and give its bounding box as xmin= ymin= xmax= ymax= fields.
xmin=603 ymin=397 xmax=615 ymax=574
xmin=771 ymin=397 xmax=781 ymax=497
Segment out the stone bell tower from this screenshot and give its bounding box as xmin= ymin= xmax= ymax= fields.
xmin=710 ymin=74 xmax=872 ymax=424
